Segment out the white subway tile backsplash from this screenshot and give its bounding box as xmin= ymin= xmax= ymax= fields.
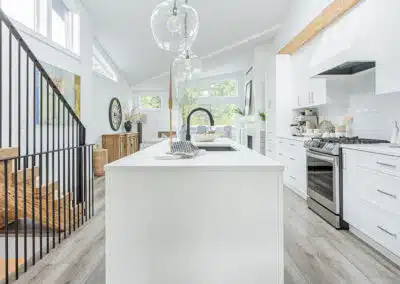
xmin=317 ymin=71 xmax=400 ymax=141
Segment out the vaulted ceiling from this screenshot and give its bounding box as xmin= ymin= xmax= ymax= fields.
xmin=82 ymin=0 xmax=292 ymax=86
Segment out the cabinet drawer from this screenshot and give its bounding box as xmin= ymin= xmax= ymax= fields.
xmin=356 ymin=168 xmax=400 ymax=215
xmin=349 ymin=197 xmax=400 ymax=258
xmin=343 ymin=149 xmax=400 ymax=175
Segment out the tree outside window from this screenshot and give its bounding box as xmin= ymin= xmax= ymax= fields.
xmin=140 ymin=96 xmax=162 ymax=109
xmin=179 ymin=79 xmax=239 ymax=126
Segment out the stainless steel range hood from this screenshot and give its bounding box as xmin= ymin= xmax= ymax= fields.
xmin=317 ymin=61 xmax=376 ymax=76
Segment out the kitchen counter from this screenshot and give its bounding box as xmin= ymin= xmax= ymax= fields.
xmin=105 ymin=138 xmax=284 ymax=284
xmin=276 ymin=134 xmax=310 ymax=142
xmin=341 ymin=143 xmax=400 ymax=157
xmin=106 ymin=138 xmax=284 ymax=171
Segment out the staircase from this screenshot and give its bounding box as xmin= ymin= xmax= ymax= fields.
xmin=0 ymin=9 xmax=94 ymax=284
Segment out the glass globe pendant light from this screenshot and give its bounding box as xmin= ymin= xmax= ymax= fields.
xmin=174 ymin=49 xmax=202 ymax=83
xmin=150 ymin=0 xmax=199 ymax=52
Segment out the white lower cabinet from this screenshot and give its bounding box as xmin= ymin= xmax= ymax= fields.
xmin=343 ymin=149 xmax=400 ymax=260
xmin=276 ymin=137 xmax=307 ymax=199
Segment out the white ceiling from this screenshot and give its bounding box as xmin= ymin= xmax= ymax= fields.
xmin=82 ymin=0 xmax=292 ymax=86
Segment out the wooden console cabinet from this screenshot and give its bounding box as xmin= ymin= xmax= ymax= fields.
xmin=102 ymin=133 xmax=139 ymax=163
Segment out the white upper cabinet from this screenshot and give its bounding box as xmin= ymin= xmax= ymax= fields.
xmin=293 ymin=77 xmax=327 ymax=109
xmin=309 ymin=78 xmax=327 ymax=106
xmin=376 ymin=0 xmax=400 ymax=95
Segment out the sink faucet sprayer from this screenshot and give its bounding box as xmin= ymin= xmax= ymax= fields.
xmin=186 ymin=108 xmax=215 ymax=141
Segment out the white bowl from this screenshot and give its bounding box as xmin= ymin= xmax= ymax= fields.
xmin=193 ymin=133 xmax=219 ymax=142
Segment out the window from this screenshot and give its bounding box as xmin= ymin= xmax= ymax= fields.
xmin=198 ymin=79 xmax=238 ymax=97
xmin=139 ymin=96 xmax=162 ymax=109
xmin=1 ymin=0 xmax=80 ymax=54
xmin=93 ymin=45 xmax=118 ymax=82
xmin=52 ymin=0 xmax=80 ymax=52
xmin=180 ymin=85 xmax=238 ymax=126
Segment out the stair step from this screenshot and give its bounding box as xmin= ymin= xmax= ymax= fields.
xmin=0 ymin=257 xmax=25 ymax=282
xmin=0 ymin=147 xmax=19 ymax=159
xmin=0 ymin=208 xmax=16 ymax=229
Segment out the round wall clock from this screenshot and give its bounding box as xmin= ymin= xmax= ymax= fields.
xmin=109 ymin=97 xmax=122 ymax=131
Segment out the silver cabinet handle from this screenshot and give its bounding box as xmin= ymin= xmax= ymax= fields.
xmin=311 ymin=92 xmax=314 ymax=104
xmin=377 ymin=189 xmax=397 ymax=199
xmin=309 ymin=92 xmax=311 ymax=104
xmin=289 ymin=176 xmax=296 ymax=180
xmin=278 ymin=153 xmax=284 ymax=156
xmin=289 ymin=143 xmax=296 ymax=147
xmin=376 ymin=161 xmax=396 ymax=168
xmin=298 ymin=96 xmax=300 ymax=106
xmin=289 ymin=157 xmax=295 ymax=161
xmin=377 ymin=226 xmax=397 ymax=238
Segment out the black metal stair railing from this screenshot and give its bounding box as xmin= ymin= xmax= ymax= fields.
xmin=0 ymin=9 xmax=94 ymax=283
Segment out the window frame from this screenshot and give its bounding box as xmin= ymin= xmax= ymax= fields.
xmin=92 ymin=43 xmax=119 ymax=82
xmin=138 ymin=95 xmax=162 ymax=110
xmin=0 ymin=0 xmax=81 ymax=55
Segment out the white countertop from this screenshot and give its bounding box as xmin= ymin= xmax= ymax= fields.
xmin=276 ymin=135 xmax=310 ymax=142
xmin=105 ymin=138 xmax=284 ymax=172
xmin=341 ymin=144 xmax=400 ymax=157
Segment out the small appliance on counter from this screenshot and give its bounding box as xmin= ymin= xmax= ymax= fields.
xmin=293 ymin=110 xmax=319 ymax=137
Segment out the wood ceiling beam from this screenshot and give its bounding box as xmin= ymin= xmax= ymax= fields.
xmin=279 ymin=0 xmax=362 ymax=54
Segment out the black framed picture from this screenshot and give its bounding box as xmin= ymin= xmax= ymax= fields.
xmin=244 ymin=80 xmax=253 ymax=116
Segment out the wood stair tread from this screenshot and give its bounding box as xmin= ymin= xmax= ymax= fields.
xmin=0 ymin=257 xmax=25 ymax=282
xmin=0 ymin=147 xmax=19 ymax=159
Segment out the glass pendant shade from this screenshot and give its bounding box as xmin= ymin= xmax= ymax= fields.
xmin=151 ymin=0 xmax=199 ymax=52
xmin=173 ymin=49 xmax=202 ymax=83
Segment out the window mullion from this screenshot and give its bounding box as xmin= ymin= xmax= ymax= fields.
xmin=47 ymin=0 xmax=52 ymax=40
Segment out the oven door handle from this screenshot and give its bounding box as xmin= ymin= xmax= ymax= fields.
xmin=306 ymin=150 xmax=337 ymax=164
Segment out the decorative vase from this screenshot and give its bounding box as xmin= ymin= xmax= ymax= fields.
xmin=124 ymin=121 xmax=132 ymax=132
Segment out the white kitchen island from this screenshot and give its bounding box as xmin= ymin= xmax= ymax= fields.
xmin=105 ymin=138 xmax=284 ymax=284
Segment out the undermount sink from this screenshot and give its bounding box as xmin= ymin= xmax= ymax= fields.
xmin=197 ymin=146 xmax=237 ymax=152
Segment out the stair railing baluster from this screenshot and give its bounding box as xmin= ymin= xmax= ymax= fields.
xmin=23 ymin=157 xmax=28 ymax=274
xmin=14 ymin=157 xmax=19 ymax=280
xmin=68 ymin=113 xmax=71 ymax=235
xmin=72 ymin=120 xmax=76 ymax=231
xmin=58 ymin=96 xmax=61 ymax=243
xmin=39 ymin=73 xmax=43 ymax=259
xmin=31 ymin=58 xmax=36 ymax=266
xmin=4 ymin=161 xmax=9 ymax=284
xmin=52 ymin=88 xmax=55 ymax=248
xmin=17 ymin=43 xmax=21 ymax=167
xmin=63 ymin=105 xmax=66 ymax=237
xmin=46 ymin=81 xmax=50 ymax=254
xmin=84 ymin=146 xmax=87 ymax=223
xmin=8 ymin=30 xmax=12 ymax=148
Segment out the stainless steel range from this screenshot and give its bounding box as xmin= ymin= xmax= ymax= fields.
xmin=304 ymin=137 xmax=389 ymax=229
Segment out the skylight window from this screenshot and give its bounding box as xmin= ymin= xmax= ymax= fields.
xmin=92 ymin=45 xmax=118 ymax=82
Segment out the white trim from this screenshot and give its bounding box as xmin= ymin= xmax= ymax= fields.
xmin=11 ymin=18 xmax=81 ymax=62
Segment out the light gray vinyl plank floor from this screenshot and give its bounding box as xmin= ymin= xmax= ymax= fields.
xmin=14 ymin=180 xmax=400 ymax=284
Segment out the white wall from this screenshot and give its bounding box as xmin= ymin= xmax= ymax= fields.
xmin=91 ymin=73 xmax=132 ymax=145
